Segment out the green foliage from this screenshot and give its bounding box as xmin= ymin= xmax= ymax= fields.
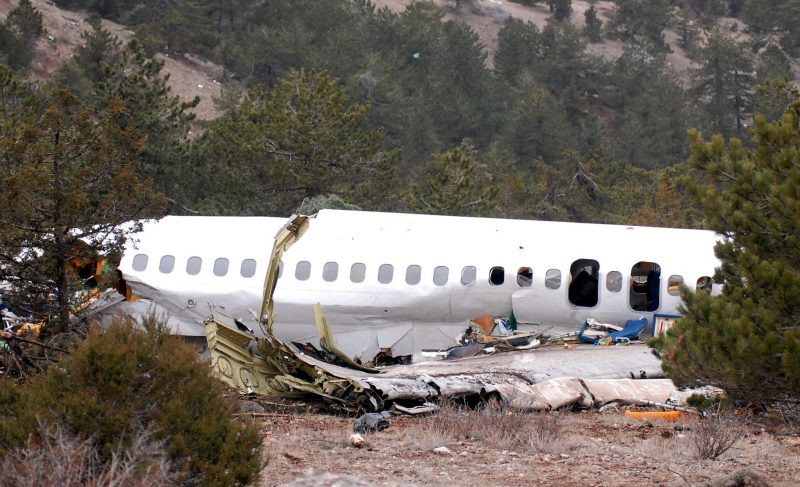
xmin=550 ymin=0 xmax=572 ymax=22
xmin=0 ymin=315 xmax=263 ymax=485
xmin=651 ymin=107 xmax=800 ymax=407
xmin=608 ymin=0 xmax=672 ymax=52
xmin=191 ymin=69 xmax=397 ymax=215
xmin=583 ymin=4 xmax=602 ymax=42
xmin=691 ymin=28 xmax=756 ymax=139
xmin=0 ymin=75 xmax=165 ymax=331
xmin=407 ymin=140 xmax=498 ymax=216
xmin=7 ymin=0 xmax=45 ymax=44
xmin=1 ymin=0 xmax=45 ymax=71
xmin=499 ymin=76 xmax=578 ymax=163
xmin=610 ymin=46 xmax=690 ymax=168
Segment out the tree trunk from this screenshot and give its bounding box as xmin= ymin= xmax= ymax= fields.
xmin=51 ymin=128 xmax=71 ymax=333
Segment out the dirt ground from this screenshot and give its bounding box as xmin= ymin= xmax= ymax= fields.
xmin=253 ymin=404 xmax=800 ymax=486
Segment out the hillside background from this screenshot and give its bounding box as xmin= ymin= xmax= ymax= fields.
xmin=2 ymin=0 xmax=799 ymax=225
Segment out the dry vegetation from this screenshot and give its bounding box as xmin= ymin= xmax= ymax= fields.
xmin=0 ymin=423 xmax=173 ymax=486
xmin=253 ymin=401 xmax=800 ymax=486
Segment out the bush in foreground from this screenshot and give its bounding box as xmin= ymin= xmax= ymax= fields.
xmin=0 ymin=315 xmax=262 ymax=486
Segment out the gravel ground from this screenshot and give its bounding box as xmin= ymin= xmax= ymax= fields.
xmin=254 ymin=408 xmax=799 ymax=487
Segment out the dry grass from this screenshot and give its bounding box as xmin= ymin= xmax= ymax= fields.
xmin=0 ymin=422 xmax=172 ymax=486
xmin=692 ymin=411 xmax=744 ymax=460
xmin=409 ymin=400 xmax=564 ymax=453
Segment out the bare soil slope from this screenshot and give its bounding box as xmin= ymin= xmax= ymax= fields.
xmin=0 ymin=0 xmax=222 ymax=120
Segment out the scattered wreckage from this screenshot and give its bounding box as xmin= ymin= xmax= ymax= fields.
xmin=203 ymin=215 xmax=708 ymax=415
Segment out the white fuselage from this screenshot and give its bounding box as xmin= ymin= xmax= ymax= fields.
xmin=114 ymin=210 xmax=721 ymax=361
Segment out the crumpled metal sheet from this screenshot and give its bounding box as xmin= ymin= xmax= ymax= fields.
xmin=205 ymin=312 xmax=685 ymax=412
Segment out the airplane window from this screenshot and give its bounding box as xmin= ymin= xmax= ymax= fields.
xmin=213 ymin=258 xmax=229 ymax=277
xmin=350 ymin=263 xmax=366 ymax=283
xmin=405 ymin=265 xmax=421 ymax=285
xmin=378 ymin=264 xmax=394 ymax=284
xmin=186 ymin=256 xmax=202 ymax=275
xmin=158 ymin=255 xmax=175 ymax=274
xmin=461 ymin=266 xmax=476 ymax=286
xmin=696 ymin=276 xmax=712 ymax=292
xmin=568 ymin=259 xmax=599 ymax=307
xmin=433 ymin=266 xmax=449 ymax=286
xmin=489 ymin=266 xmax=505 ymax=286
xmin=132 ymin=254 xmax=148 ymax=271
xmin=667 ymin=275 xmax=684 ymax=296
xmin=517 ymin=267 xmax=532 ymax=287
xmin=606 ymin=271 xmax=622 ymax=292
xmin=240 ymin=259 xmax=257 ymax=278
xmin=323 ymin=262 xmax=338 ymax=282
xmin=295 ymin=261 xmax=311 ymax=281
xmin=630 ymin=261 xmax=661 ymax=312
xmin=545 ymin=269 xmax=561 ymax=289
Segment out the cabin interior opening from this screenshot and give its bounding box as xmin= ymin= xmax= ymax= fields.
xmin=630 ymin=261 xmax=661 ymax=311
xmin=517 ymin=267 xmax=532 ymax=287
xmin=489 ymin=266 xmax=505 ymax=285
xmin=568 ymin=258 xmax=600 ymax=307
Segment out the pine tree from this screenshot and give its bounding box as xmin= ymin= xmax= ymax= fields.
xmin=5 ymin=0 xmax=45 ymax=71
xmin=407 ymin=140 xmax=498 ymax=217
xmin=692 ymin=28 xmax=756 ymax=139
xmin=608 ymin=0 xmax=672 ymax=52
xmin=551 ymin=0 xmax=572 ymax=22
xmin=0 ymin=76 xmax=165 ymax=332
xmin=583 ymin=3 xmax=602 ymax=43
xmin=190 ymin=69 xmax=397 ymax=215
xmin=651 ymin=101 xmax=800 ymax=408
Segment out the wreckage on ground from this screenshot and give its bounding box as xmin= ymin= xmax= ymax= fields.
xmin=196 ymin=214 xmax=714 ymax=413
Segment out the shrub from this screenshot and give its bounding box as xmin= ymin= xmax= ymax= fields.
xmin=692 ymin=411 xmax=742 ymax=460
xmin=0 ymin=422 xmax=172 ymax=486
xmin=0 ymin=315 xmax=262 ymax=486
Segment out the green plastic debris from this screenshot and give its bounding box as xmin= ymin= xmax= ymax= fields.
xmin=412 ymin=52 xmax=420 ymax=60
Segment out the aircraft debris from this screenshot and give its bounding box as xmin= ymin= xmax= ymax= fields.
xmin=353 ymin=411 xmax=391 ymax=433
xmin=205 ymin=311 xmax=697 ymax=413
xmin=578 ymin=317 xmax=649 ymax=345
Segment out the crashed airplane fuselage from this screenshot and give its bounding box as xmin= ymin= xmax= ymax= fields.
xmin=98 ymin=210 xmax=721 ymax=361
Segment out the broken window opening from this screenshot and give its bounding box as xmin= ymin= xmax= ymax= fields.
xmin=696 ymin=276 xmax=712 ymax=292
xmin=378 ymin=264 xmax=394 ymax=284
xmin=667 ymin=275 xmax=684 ymax=296
xmin=606 ymin=271 xmax=622 ymax=292
xmin=568 ymin=258 xmax=599 ymax=307
xmin=240 ymin=259 xmax=257 ymax=278
xmin=132 ymin=254 xmax=148 ymax=272
xmin=186 ymin=256 xmax=201 ymax=275
xmin=405 ymin=265 xmax=421 ymax=285
xmin=461 ymin=266 xmax=476 ymax=286
xmin=545 ymin=269 xmax=561 ymax=289
xmin=489 ymin=266 xmax=505 ymax=286
xmin=295 ymin=261 xmax=311 ymax=281
xmin=433 ymin=266 xmax=449 ymax=286
xmin=517 ymin=267 xmax=532 ymax=287
xmin=213 ymin=258 xmax=229 ymax=277
xmin=630 ymin=261 xmax=661 ymax=312
xmin=350 ymin=263 xmax=366 ymax=283
xmin=158 ymin=255 xmax=175 ymax=274
xmin=323 ymin=262 xmax=338 ymax=282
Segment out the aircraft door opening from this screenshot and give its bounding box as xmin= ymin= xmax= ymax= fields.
xmin=568 ymin=259 xmax=600 ymax=307
xmin=630 ymin=261 xmax=661 ymax=311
